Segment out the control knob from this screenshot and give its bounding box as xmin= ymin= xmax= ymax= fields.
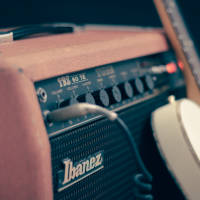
xmin=58 ymin=97 xmax=78 ymax=108
xmin=141 ymin=74 xmax=154 ymax=91
xmin=129 ymin=78 xmax=144 ymax=95
xmin=118 ymin=81 xmax=133 ymax=99
xmin=105 ymin=85 xmax=122 ymax=104
xmin=77 ymin=93 xmax=95 ymax=104
xmin=92 ymin=89 xmax=109 ymax=107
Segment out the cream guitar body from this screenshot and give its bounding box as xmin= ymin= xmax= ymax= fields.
xmin=151 ymin=97 xmax=200 ymax=200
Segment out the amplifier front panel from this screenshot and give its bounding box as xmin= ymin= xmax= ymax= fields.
xmin=35 ymin=50 xmax=184 ymax=138
xmin=35 ymin=50 xmax=186 ymax=200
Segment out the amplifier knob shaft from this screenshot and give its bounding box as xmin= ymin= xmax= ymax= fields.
xmin=77 ymin=93 xmax=95 ymax=104
xmin=142 ymin=74 xmax=154 ymax=90
xmin=106 ymin=85 xmax=122 ymax=105
xmin=92 ymin=89 xmax=109 ymax=107
xmin=130 ymin=78 xmax=144 ymax=94
xmin=118 ymin=82 xmax=133 ymax=99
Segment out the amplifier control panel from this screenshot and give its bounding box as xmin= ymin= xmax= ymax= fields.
xmin=34 ymin=50 xmax=184 ymax=138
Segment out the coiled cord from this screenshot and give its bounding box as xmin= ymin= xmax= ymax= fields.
xmin=116 ymin=117 xmax=153 ymax=200
xmin=45 ymin=103 xmax=153 ymax=199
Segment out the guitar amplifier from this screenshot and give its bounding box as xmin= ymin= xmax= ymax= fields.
xmin=0 ymin=29 xmax=186 ymax=200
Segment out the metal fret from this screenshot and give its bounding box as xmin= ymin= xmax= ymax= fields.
xmin=162 ymin=0 xmax=200 ymax=87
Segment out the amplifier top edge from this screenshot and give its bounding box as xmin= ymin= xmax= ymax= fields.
xmin=0 ymin=29 xmax=169 ymax=81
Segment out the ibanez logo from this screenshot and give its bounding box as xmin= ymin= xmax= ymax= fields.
xmin=57 ymin=151 xmax=104 ymax=192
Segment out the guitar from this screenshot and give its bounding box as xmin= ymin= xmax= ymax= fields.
xmin=154 ymin=0 xmax=200 ymax=105
xmin=152 ymin=1 xmax=200 ymax=200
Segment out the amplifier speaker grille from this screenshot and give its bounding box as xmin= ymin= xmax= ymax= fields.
xmin=50 ymin=89 xmax=186 ymax=200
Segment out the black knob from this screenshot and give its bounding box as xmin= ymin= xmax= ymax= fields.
xmin=118 ymin=82 xmax=133 ymax=99
xmin=130 ymin=78 xmax=144 ymax=94
xmin=77 ymin=93 xmax=95 ymax=104
xmin=92 ymin=89 xmax=109 ymax=107
xmin=142 ymin=74 xmax=154 ymax=91
xmin=58 ymin=97 xmax=78 ymax=108
xmin=105 ymin=85 xmax=122 ymax=105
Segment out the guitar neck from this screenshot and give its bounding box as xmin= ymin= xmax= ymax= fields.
xmin=154 ymin=0 xmax=200 ymax=104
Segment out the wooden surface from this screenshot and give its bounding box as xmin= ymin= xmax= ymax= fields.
xmin=154 ymin=0 xmax=200 ymax=105
xmin=0 ymin=30 xmax=169 ymax=82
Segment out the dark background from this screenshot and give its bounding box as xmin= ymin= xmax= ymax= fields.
xmin=0 ymin=0 xmax=199 ymax=33
xmin=1 ymin=0 xmax=162 ymax=28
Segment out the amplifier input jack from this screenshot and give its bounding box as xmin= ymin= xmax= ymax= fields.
xmin=43 ymin=110 xmax=53 ymax=127
xmin=37 ymin=87 xmax=47 ymax=103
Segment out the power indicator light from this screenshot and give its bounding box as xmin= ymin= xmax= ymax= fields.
xmin=166 ymin=62 xmax=177 ymax=74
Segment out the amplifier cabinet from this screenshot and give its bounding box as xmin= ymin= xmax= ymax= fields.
xmin=0 ymin=29 xmax=185 ymax=200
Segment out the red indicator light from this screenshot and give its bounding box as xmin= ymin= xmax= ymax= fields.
xmin=166 ymin=62 xmax=177 ymax=74
xmin=178 ymin=60 xmax=184 ymax=70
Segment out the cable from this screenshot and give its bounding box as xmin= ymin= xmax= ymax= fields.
xmin=0 ymin=23 xmax=74 ymax=43
xmin=116 ymin=117 xmax=153 ymax=200
xmin=12 ymin=25 xmax=73 ymax=40
xmin=45 ymin=103 xmax=153 ymax=200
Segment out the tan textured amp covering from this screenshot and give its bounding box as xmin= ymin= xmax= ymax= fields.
xmin=0 ymin=29 xmax=169 ymax=199
xmin=0 ymin=66 xmax=53 ymax=200
xmin=0 ymin=30 xmax=169 ymax=81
